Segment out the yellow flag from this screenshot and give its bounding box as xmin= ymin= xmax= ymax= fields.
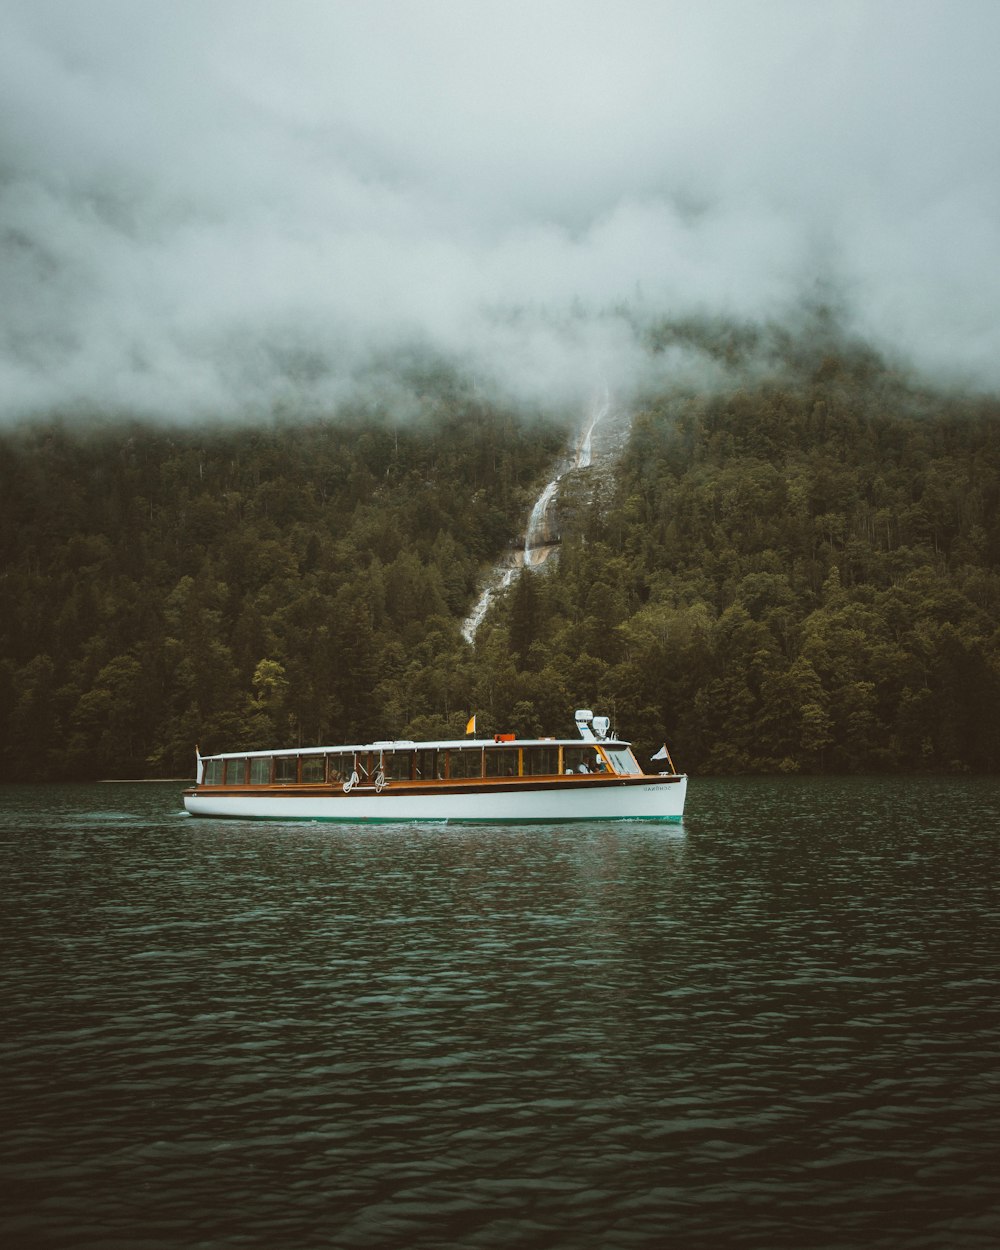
xmin=466 ymin=714 xmax=476 ymax=735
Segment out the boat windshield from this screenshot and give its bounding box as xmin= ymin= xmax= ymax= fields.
xmin=602 ymin=746 xmax=643 ymax=775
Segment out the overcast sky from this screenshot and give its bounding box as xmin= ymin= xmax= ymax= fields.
xmin=2 ymin=0 xmax=999 ymax=422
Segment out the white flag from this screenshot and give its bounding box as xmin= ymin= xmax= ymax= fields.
xmin=650 ymin=744 xmax=669 ymax=761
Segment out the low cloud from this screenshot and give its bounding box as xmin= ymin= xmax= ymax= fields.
xmin=2 ymin=0 xmax=999 ymax=423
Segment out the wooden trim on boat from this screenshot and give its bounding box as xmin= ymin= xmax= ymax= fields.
xmin=183 ymin=772 xmax=684 ymax=800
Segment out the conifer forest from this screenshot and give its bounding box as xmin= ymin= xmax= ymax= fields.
xmin=2 ymin=329 xmax=999 ymax=781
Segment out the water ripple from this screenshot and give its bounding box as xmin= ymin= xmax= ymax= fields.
xmin=1 ymin=779 xmax=999 ymax=1248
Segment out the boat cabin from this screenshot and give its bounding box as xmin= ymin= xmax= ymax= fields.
xmin=198 ymin=738 xmax=644 ymax=788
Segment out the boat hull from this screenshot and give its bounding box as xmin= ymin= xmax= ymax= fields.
xmin=183 ymin=773 xmax=686 ymax=824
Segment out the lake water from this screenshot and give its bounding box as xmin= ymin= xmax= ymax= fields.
xmin=2 ymin=777 xmax=999 ymax=1249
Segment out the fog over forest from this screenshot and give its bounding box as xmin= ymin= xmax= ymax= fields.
xmin=2 ymin=0 xmax=999 ymax=424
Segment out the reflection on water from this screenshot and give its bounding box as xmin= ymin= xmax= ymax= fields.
xmin=2 ymin=778 xmax=999 ymax=1249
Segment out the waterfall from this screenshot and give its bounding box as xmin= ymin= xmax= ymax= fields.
xmin=523 ymin=477 xmax=560 ymax=566
xmin=576 ymin=385 xmax=608 ymax=470
xmin=461 ymin=564 xmax=518 ymax=644
xmin=461 ymin=389 xmax=610 ymax=643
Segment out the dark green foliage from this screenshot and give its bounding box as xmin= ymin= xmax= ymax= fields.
xmin=3 ymin=334 xmax=999 ymax=779
xmin=0 ymin=399 xmax=567 ymax=779
xmin=477 ymin=347 xmax=1000 ymax=772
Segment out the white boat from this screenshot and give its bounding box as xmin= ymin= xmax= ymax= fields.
xmin=183 ymin=709 xmax=686 ymax=824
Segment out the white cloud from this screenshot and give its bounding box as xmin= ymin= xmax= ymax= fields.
xmin=2 ymin=0 xmax=999 ymax=421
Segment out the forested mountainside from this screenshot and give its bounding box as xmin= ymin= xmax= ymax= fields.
xmin=0 ymin=394 xmax=568 ymax=780
xmin=2 ymin=340 xmax=999 ymax=780
xmin=497 ymin=347 xmax=1000 ymax=774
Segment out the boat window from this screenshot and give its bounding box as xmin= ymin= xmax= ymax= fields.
xmin=563 ymin=746 xmax=605 ymax=775
xmin=602 ymin=747 xmax=642 ymax=775
xmin=300 ymin=756 xmax=325 ymax=783
xmin=322 ymin=750 xmax=345 ymax=780
xmin=448 ymin=748 xmax=482 ymax=779
xmin=249 ymin=756 xmax=271 ymax=784
xmin=484 ymin=747 xmax=517 ymax=778
xmin=415 ymin=749 xmax=443 ymax=780
xmin=225 ymin=757 xmax=249 ymax=784
xmin=274 ymin=756 xmax=298 ymax=783
xmin=383 ymin=751 xmax=413 ymax=782
xmin=204 ymin=758 xmax=223 ymax=785
xmin=522 ymin=746 xmax=560 ymax=776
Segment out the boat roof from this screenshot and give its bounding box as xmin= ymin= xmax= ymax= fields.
xmin=200 ymin=735 xmax=631 ymax=761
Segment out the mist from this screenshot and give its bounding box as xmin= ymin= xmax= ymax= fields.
xmin=3 ymin=0 xmax=999 ymax=423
